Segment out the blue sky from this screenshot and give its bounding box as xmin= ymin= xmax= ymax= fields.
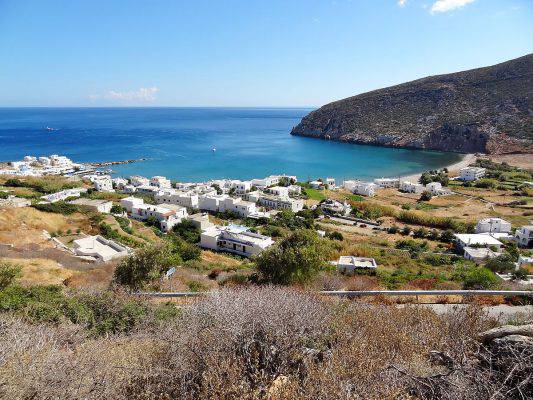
xmin=0 ymin=0 xmax=531 ymax=107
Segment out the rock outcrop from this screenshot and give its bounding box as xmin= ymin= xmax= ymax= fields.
xmin=291 ymin=54 xmax=533 ymax=154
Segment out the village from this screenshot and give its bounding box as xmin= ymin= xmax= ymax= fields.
xmin=0 ymin=153 xmax=532 ymax=295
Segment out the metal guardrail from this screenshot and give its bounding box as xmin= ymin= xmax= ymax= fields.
xmin=137 ymin=290 xmax=532 ymax=298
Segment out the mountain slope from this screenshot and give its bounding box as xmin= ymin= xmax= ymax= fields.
xmin=291 ymin=54 xmax=533 ymax=154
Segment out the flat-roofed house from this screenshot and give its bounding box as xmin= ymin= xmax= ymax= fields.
xmin=69 ymin=198 xmax=113 ymax=213
xmin=265 ymin=186 xmax=289 ymax=197
xmin=336 ymin=256 xmax=377 ymax=275
xmin=463 ymin=247 xmax=502 ymax=263
xmin=515 ymin=225 xmax=533 ymax=248
xmin=374 ymin=178 xmax=400 ymax=188
xmin=454 ymin=233 xmax=504 ymax=251
xmin=344 ymin=180 xmax=377 ymax=197
xmin=200 ymin=225 xmax=273 ymax=257
xmin=476 ymin=218 xmax=512 ymax=234
xmin=93 ymin=176 xmax=114 ymax=192
xmin=150 ymin=176 xmax=172 ymax=189
xmin=258 ymin=194 xmax=304 ymax=212
xmin=155 ymin=189 xmax=199 ymax=209
xmin=459 ymin=167 xmax=486 ymax=181
xmin=399 ymin=181 xmax=425 ymax=194
xmin=130 ymin=202 xmax=187 ymax=231
xmin=120 ymin=196 xmax=145 ymax=213
xmin=72 ymin=235 xmax=129 ymax=262
xmin=130 ymin=175 xmax=149 ymax=187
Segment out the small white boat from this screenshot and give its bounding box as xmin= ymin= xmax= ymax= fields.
xmin=212 ymin=147 xmax=216 ymax=152
xmin=45 ymin=126 xmax=58 ymax=132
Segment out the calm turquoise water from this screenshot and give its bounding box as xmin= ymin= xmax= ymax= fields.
xmin=0 ymin=108 xmax=461 ymax=182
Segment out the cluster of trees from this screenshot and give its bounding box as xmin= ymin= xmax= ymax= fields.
xmin=419 ymin=169 xmax=449 ymax=186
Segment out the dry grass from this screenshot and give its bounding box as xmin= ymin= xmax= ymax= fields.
xmin=0 ymin=207 xmax=92 ymax=246
xmin=1 ymin=257 xmax=75 ymax=286
xmin=0 ymin=287 xmax=516 ymax=400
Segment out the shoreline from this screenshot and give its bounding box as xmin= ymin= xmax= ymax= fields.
xmin=398 ymin=153 xmax=477 ymax=183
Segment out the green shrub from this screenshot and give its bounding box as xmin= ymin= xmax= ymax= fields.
xmin=0 ymin=262 xmax=21 ymax=290
xmin=256 ymin=229 xmax=334 ymax=285
xmin=327 ymin=231 xmax=344 ymax=241
xmin=187 ymin=280 xmax=207 ymax=292
xmin=33 ymin=201 xmax=79 ymax=215
xmin=172 ymin=219 xmax=201 ymax=243
xmin=114 ymin=244 xmax=175 ymax=290
xmin=458 ymin=267 xmax=499 ymax=289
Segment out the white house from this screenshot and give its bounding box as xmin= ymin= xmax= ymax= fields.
xmin=155 ymin=189 xmax=199 ymax=209
xmin=93 ymin=176 xmax=114 ymax=192
xmin=251 ymin=175 xmax=280 ymax=189
xmin=399 ymin=181 xmax=425 ymax=194
xmin=187 ymin=213 xmax=214 ymax=231
xmin=459 ymin=167 xmax=486 ymax=182
xmin=112 ymin=178 xmax=129 ymax=190
xmin=130 ymin=202 xmax=187 ymax=231
xmin=123 ymin=185 xmax=137 ymax=194
xmin=135 ymin=185 xmax=159 ymax=195
xmin=41 ymin=188 xmax=87 ymax=203
xmin=233 ymin=180 xmax=252 ymax=195
xmin=515 ymin=225 xmax=533 ymax=248
xmin=463 ymin=247 xmax=502 ymax=263
xmin=72 ymin=235 xmax=129 ymax=262
xmin=120 ymin=196 xmax=145 ymax=213
xmin=287 ymin=185 xmax=302 ymax=196
xmin=320 ymin=199 xmax=351 ymax=216
xmin=374 ymin=178 xmax=400 ymax=188
xmin=355 ymin=182 xmax=376 ymax=197
xmin=454 ymin=233 xmax=504 ymax=251
xmin=336 ymin=256 xmax=377 ymax=275
xmin=243 ymin=190 xmax=261 ymax=203
xmin=258 ymin=194 xmax=304 ymax=212
xmin=198 ymin=194 xmax=229 ymax=212
xmin=221 ymin=197 xmax=257 ymax=217
xmin=265 ymin=186 xmax=289 ymax=197
xmin=425 ymin=182 xmax=444 ymax=196
xmin=326 ymin=178 xmax=336 ymax=188
xmin=150 ymin=176 xmax=172 ymax=189
xmin=130 ymin=175 xmax=150 ymax=187
xmin=309 ymin=180 xmax=323 ymax=189
xmin=476 ymin=218 xmax=512 ymax=234
xmin=69 ymin=198 xmax=113 ymax=213
xmin=200 ymin=225 xmax=273 ymax=257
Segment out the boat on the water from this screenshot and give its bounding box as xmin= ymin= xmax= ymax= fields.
xmin=45 ymin=126 xmax=58 ymax=131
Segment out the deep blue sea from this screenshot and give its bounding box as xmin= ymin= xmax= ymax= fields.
xmin=0 ymin=107 xmax=461 ymax=182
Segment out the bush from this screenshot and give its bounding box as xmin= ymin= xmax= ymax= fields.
xmin=167 ymin=233 xmax=201 ymax=261
xmin=114 ymin=244 xmax=175 ymax=290
xmin=485 ymin=254 xmax=516 ymax=274
xmin=419 ymin=192 xmax=432 ymax=202
xmin=33 ymin=201 xmax=79 ymax=215
xmin=462 ymin=267 xmax=499 ymax=290
xmin=172 ymin=219 xmax=201 ymax=243
xmin=327 ymin=231 xmax=344 ymax=241
xmin=256 ymin=230 xmax=334 ymax=285
xmin=111 ymin=204 xmax=125 ymax=214
xmin=511 ymin=268 xmax=528 ymax=281
xmin=0 ymin=262 xmax=21 ymax=290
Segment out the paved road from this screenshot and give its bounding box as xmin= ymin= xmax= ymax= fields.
xmin=399 ymin=304 xmax=533 ymax=322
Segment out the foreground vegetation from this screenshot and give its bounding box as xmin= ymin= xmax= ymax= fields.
xmin=1 ymin=285 xmax=530 ymax=399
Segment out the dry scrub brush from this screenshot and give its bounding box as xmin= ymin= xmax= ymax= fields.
xmin=1 ymin=286 xmax=527 ymax=400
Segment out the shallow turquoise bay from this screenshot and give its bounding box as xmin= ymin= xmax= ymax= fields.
xmin=0 ymin=107 xmax=461 ymax=182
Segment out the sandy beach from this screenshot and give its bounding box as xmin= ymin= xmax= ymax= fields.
xmin=399 ymin=153 xmax=477 ymax=183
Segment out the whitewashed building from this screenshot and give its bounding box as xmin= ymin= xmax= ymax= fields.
xmin=336 ymin=256 xmax=377 ymax=275
xmin=130 ymin=175 xmax=150 ymax=187
xmin=72 ymin=235 xmax=129 ymax=262
xmin=200 ymin=225 xmax=273 ymax=257
xmin=344 ymin=181 xmax=377 ymax=197
xmin=265 ymin=186 xmax=289 ymax=197
xmin=476 ymin=218 xmax=512 ymax=234
xmin=112 ymin=178 xmax=129 ymax=190
xmin=120 ymin=196 xmax=145 ymax=213
xmin=459 ymin=167 xmax=486 ymax=181
xmin=150 ymin=176 xmax=172 ymax=189
xmin=93 ymin=176 xmax=114 ymax=192
xmin=251 ymin=175 xmax=280 ymax=189
xmin=399 ymin=181 xmax=425 ymax=194
xmin=258 ymin=194 xmax=304 ymax=212
xmin=454 ymin=233 xmax=504 ymax=251
xmin=463 ymin=247 xmax=502 ymax=263
xmin=287 ymin=185 xmax=302 ymax=196
xmin=374 ymin=178 xmax=400 ymax=188
xmin=515 ymin=225 xmax=533 ymax=248
xmin=320 ymin=199 xmax=351 ymax=216
xmin=130 ymin=202 xmax=187 ymax=231
xmin=234 ymin=180 xmax=252 ymax=195
xmin=155 ymin=189 xmax=199 ymax=209
xmin=69 ymin=198 xmax=113 ymax=213
xmin=41 ymin=188 xmax=87 ymax=203
xmin=309 ymin=180 xmax=323 ymax=189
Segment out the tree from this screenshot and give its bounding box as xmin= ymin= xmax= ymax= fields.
xmin=439 ymin=230 xmax=455 ymax=243
xmin=511 ymin=268 xmax=528 ymax=281
xmin=167 ymin=233 xmax=201 ymax=261
xmin=172 ymin=219 xmax=201 ymax=243
xmin=111 ymin=204 xmax=125 ymax=214
xmin=256 ymin=230 xmax=334 ymax=285
xmin=485 ymin=254 xmax=516 ymax=273
xmin=114 ymin=244 xmax=174 ymax=290
xmin=401 ymin=226 xmax=412 ymax=236
xmin=0 ymin=262 xmax=21 ymax=290
xmin=327 ymin=231 xmax=344 ymax=241
xmin=462 ymin=267 xmax=499 ymax=290
xmin=419 ymin=191 xmax=432 ymax=202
